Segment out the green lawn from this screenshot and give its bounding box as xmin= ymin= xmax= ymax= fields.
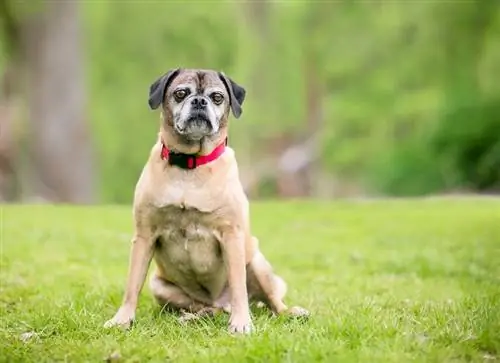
xmin=1 ymin=198 xmax=499 ymax=362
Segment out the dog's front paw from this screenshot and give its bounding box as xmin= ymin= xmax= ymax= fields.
xmin=104 ymin=306 xmax=135 ymax=330
xmin=228 ymin=313 xmax=252 ymax=335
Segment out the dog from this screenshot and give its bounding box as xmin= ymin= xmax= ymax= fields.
xmin=103 ymin=68 xmax=309 ymax=334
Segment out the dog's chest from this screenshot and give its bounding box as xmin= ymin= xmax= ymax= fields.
xmin=152 ymin=205 xmax=226 ymax=299
xmin=154 ymin=177 xmax=216 ymax=212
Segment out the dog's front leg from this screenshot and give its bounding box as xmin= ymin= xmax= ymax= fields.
xmin=222 ymin=227 xmax=252 ymax=334
xmin=104 ymin=234 xmax=154 ymax=329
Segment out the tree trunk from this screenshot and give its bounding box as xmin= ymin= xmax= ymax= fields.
xmin=274 ymin=7 xmax=325 ymax=199
xmin=21 ymin=0 xmax=94 ymax=203
xmin=0 ymin=0 xmax=22 ymax=201
xmin=243 ymin=0 xmax=271 ymax=199
xmin=0 ymin=66 xmax=19 ymax=201
xmin=302 ymin=57 xmax=323 ymax=197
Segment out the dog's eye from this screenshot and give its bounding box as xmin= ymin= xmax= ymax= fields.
xmin=210 ymin=92 xmax=224 ymax=105
xmin=173 ymin=89 xmax=188 ymax=102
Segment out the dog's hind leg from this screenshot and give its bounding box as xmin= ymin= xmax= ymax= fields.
xmin=149 ymin=274 xmax=207 ymax=312
xmin=149 ymin=273 xmax=223 ymax=323
xmin=247 ymin=250 xmax=287 ymax=314
xmin=247 ymin=237 xmax=309 ymax=318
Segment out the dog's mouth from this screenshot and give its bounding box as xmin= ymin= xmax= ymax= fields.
xmin=187 ymin=113 xmax=211 ymax=127
xmin=175 ymin=113 xmax=214 ymax=141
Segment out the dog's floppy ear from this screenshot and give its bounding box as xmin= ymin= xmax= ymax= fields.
xmin=148 ymin=68 xmax=180 ymax=110
xmin=218 ymin=72 xmax=246 ymax=119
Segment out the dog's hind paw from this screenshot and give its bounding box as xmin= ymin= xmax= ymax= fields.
xmin=285 ymin=306 xmax=310 ymax=320
xmin=178 ymin=311 xmax=199 ymax=325
xmin=178 ymin=307 xmax=221 ymax=325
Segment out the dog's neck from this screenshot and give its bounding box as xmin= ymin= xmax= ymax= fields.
xmin=159 ymin=127 xmax=227 ymax=154
xmin=159 ymin=128 xmax=228 ymax=170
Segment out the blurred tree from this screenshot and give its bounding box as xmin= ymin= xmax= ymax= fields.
xmin=22 ymin=0 xmax=94 ymax=203
xmin=241 ymin=0 xmax=272 ymax=198
xmin=0 ymin=0 xmax=95 ymax=203
xmin=241 ymin=1 xmax=335 ymax=198
xmin=0 ymin=65 xmax=18 ymax=201
xmin=0 ymin=0 xmax=21 ymax=201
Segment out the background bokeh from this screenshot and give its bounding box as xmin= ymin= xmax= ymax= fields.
xmin=1 ymin=0 xmax=499 ymax=204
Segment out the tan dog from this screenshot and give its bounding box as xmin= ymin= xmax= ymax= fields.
xmin=104 ymin=68 xmax=309 ymax=334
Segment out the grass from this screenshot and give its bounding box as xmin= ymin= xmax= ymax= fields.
xmin=1 ymin=198 xmax=499 ymax=362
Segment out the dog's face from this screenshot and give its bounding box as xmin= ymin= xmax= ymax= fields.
xmin=148 ymin=69 xmax=245 ymax=143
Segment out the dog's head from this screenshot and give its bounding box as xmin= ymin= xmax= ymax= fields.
xmin=148 ymin=68 xmax=245 ymax=147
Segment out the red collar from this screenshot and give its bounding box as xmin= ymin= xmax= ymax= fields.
xmin=160 ymin=138 xmax=227 ymax=170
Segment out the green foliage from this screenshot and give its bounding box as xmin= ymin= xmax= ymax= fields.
xmin=320 ymin=1 xmax=500 ymax=195
xmin=431 ymin=99 xmax=500 ymax=191
xmin=53 ymin=1 xmax=500 ymax=200
xmin=2 ymin=200 xmax=500 ymax=361
xmin=366 ymin=140 xmax=449 ymax=196
xmin=2 ymin=1 xmax=499 ymax=201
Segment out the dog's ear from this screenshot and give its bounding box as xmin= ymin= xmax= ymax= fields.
xmin=218 ymin=72 xmax=246 ymax=119
xmin=148 ymin=68 xmax=180 ymax=110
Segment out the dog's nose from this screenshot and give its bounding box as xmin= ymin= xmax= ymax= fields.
xmin=191 ymin=97 xmax=207 ymax=110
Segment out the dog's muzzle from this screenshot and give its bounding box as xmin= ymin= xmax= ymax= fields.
xmin=175 ymin=97 xmax=217 ymax=140
xmin=175 ymin=112 xmax=213 ymax=140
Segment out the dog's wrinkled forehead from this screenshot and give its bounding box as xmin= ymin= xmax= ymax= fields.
xmin=169 ymin=69 xmax=225 ymax=94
